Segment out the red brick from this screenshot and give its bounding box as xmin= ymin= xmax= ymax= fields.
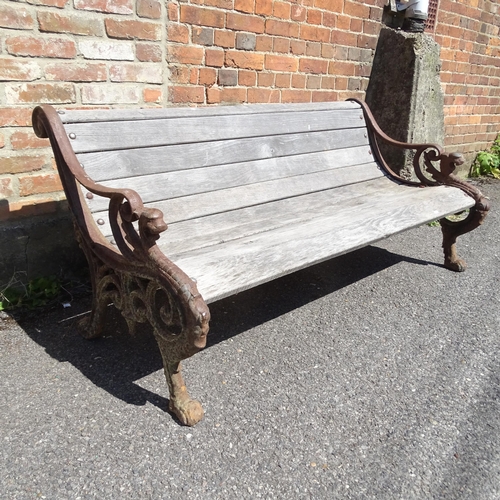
xmin=137 ymin=0 xmax=162 ymax=19
xmin=170 ymin=66 xmax=192 ymax=84
xmin=167 ymin=45 xmax=204 ymax=65
xmin=255 ymin=0 xmax=273 ymax=16
xmin=256 ymin=35 xmax=273 ymax=52
xmin=357 ymin=34 xmax=377 ymax=50
xmin=226 ymin=50 xmax=265 ymax=70
xmin=258 ymin=72 xmax=275 ymax=87
xmin=300 ymin=58 xmax=328 ymax=74
xmin=5 ymin=83 xmax=76 ymax=104
xmin=0 ymin=197 xmax=67 ymax=223
xmin=105 ymin=19 xmax=161 ymax=41
xmin=6 ymin=36 xmax=76 ymax=59
xmin=218 ymin=88 xmax=247 ymax=103
xmin=19 ymin=173 xmax=63 ymax=197
xmin=0 ymin=108 xmax=32 ymax=127
xmin=136 ymin=42 xmax=162 ymax=62
xmin=306 ymin=75 xmax=322 ymax=89
xmin=167 ymin=2 xmax=179 ymax=21
xmin=38 ymin=11 xmax=103 ymax=36
xmin=344 ymin=1 xmax=370 ymax=18
xmin=321 ymin=76 xmax=336 ymax=89
xmin=329 ymin=61 xmax=356 ymax=76
xmin=26 ymin=0 xmax=68 ymax=7
xmin=292 ymin=74 xmax=307 ymax=88
xmin=323 ymin=12 xmax=336 ymax=27
xmin=247 ymin=88 xmax=280 ymax=103
xmin=274 ymin=37 xmax=290 ymax=53
xmin=266 ymin=19 xmax=299 ymax=38
xmin=336 ymin=15 xmax=351 ymax=30
xmin=180 ymin=5 xmax=225 ymax=28
xmin=0 ymin=57 xmax=41 ymax=81
xmin=11 ymin=131 xmax=49 ymax=150
xmin=235 ymin=0 xmax=254 ymax=14
xmin=205 ymin=48 xmax=225 ymax=67
xmin=350 ymin=17 xmax=363 ymax=33
xmin=227 ymin=13 xmax=265 ymax=33
xmin=281 ymin=89 xmax=312 ymax=103
xmin=314 ymin=0 xmax=343 ymax=12
xmin=215 ymin=30 xmax=235 ymax=48
xmin=274 ymin=1 xmax=291 ymax=19
xmin=0 ymin=155 xmax=45 ymax=175
xmin=143 ymin=87 xmax=162 ymax=103
xmin=290 ymin=40 xmax=306 ymax=55
xmin=238 ymin=70 xmax=257 ymax=86
xmin=312 ymin=90 xmax=338 ymax=102
xmin=307 ymin=9 xmax=322 ymax=25
xmin=306 ymin=42 xmax=321 ymax=57
xmin=45 ymin=62 xmax=107 ymax=82
xmin=300 ymin=24 xmax=330 ymax=42
xmin=168 ymin=23 xmax=190 ymax=43
xmin=291 ymin=5 xmax=306 ymax=22
xmin=265 ymin=54 xmax=298 ymax=72
xmin=199 ymin=67 xmax=217 ymax=85
xmin=0 ymin=4 xmax=34 ymax=30
xmin=275 ymin=73 xmax=291 ymax=88
xmin=169 ymin=86 xmax=205 ymax=104
xmin=74 ymin=0 xmax=133 ymax=14
xmin=330 ymin=30 xmax=357 ymax=46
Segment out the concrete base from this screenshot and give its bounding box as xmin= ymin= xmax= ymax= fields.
xmin=0 ymin=213 xmax=86 ymax=288
xmin=366 ymin=27 xmax=446 ymax=179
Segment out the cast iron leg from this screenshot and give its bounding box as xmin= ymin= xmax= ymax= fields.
xmin=154 ymin=334 xmax=205 ymax=426
xmin=440 ymin=204 xmax=488 ymax=272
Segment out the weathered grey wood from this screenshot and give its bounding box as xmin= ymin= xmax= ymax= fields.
xmin=66 ymin=108 xmax=366 ymax=153
xmin=171 ymin=185 xmax=474 ymax=303
xmin=60 ymin=100 xmax=360 ymax=124
xmin=78 ymin=128 xmax=369 ymax=182
xmin=84 ymin=155 xmax=382 ymax=215
xmin=90 ymin=176 xmax=390 ymax=242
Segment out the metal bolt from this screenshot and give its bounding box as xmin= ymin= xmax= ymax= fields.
xmin=69 ymin=132 xmax=76 ymax=139
xmin=368 ymin=150 xmax=372 ymax=155
xmin=57 ymin=110 xmax=65 ymax=115
xmin=97 ymin=218 xmax=104 ymax=225
xmin=86 ymin=192 xmax=93 ymax=199
xmin=110 ymin=240 xmax=116 ymax=246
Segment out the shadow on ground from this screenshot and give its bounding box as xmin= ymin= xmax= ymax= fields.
xmin=17 ymin=245 xmax=434 ymax=417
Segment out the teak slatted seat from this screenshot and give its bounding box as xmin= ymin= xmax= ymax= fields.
xmin=33 ymin=100 xmax=490 ymax=426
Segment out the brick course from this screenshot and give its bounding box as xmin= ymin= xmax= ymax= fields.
xmin=0 ymin=0 xmax=498 ymax=222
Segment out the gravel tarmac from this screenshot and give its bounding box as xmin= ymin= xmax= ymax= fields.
xmin=1 ymin=179 xmax=499 ymax=500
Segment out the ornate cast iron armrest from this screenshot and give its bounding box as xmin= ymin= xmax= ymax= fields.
xmin=33 ymin=105 xmax=210 ymax=426
xmin=349 ymin=99 xmax=490 ymax=272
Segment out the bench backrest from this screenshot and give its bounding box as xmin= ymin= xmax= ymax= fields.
xmin=58 ymin=101 xmax=383 ymax=237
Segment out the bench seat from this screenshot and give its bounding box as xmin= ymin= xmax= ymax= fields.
xmin=32 ymin=99 xmax=490 ymax=426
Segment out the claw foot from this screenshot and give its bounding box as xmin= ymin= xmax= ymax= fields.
xmin=444 ymin=258 xmax=467 ymax=272
xmin=169 ymin=398 xmax=204 ymax=426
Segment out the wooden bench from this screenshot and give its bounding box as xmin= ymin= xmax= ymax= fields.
xmin=33 ymin=100 xmax=490 ymax=426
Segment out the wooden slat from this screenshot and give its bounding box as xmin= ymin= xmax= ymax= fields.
xmin=84 ymin=146 xmax=375 ymax=213
xmin=90 ymin=175 xmax=389 ymax=242
xmin=171 ymin=184 xmax=474 ymax=303
xmin=60 ymin=100 xmax=360 ymax=124
xmin=66 ymin=107 xmax=366 ymax=153
xmin=78 ymin=127 xmax=369 ymax=182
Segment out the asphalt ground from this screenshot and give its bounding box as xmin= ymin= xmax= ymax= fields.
xmin=1 ymin=179 xmax=499 ymax=500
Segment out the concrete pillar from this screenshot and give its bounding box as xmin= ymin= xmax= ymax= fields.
xmin=365 ymin=27 xmax=444 ymax=179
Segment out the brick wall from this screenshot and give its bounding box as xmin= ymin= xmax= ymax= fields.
xmin=0 ymin=0 xmax=167 ymax=222
xmin=1 ymin=0 xmax=499 ymax=224
xmin=434 ymin=0 xmax=500 ymax=162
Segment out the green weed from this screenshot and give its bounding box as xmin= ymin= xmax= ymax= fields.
xmin=470 ymin=134 xmax=500 ymax=179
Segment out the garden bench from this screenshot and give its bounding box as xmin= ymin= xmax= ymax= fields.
xmin=33 ymin=100 xmax=489 ymax=426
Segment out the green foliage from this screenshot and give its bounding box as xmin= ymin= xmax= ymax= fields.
xmin=470 ymin=135 xmax=500 ymax=179
xmin=0 ymin=274 xmax=61 ymax=311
